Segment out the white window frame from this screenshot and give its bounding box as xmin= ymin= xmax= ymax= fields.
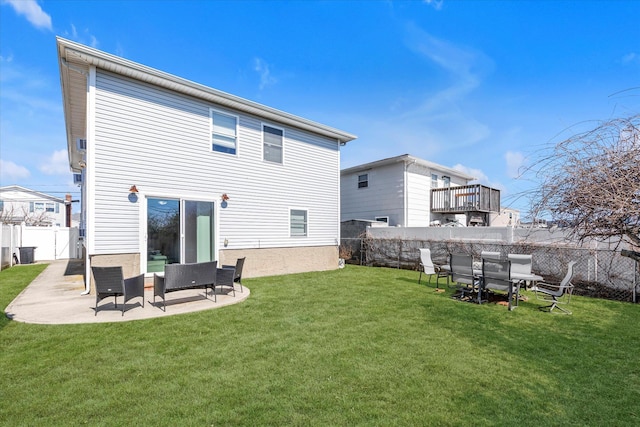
xmin=431 ymin=173 xmax=438 ymax=188
xmin=443 ymin=176 xmax=451 ymax=187
xmin=289 ymin=208 xmax=308 ymax=237
xmin=358 ymin=173 xmax=369 ymax=189
xmin=262 ymin=123 xmax=284 ymax=164
xmin=210 ymin=108 xmax=239 ymax=155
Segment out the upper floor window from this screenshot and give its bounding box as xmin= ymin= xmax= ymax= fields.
xmin=443 ymin=176 xmax=451 ymax=187
xmin=358 ymin=173 xmax=369 ymax=188
xmin=290 ymin=209 xmax=308 ymax=237
xmin=263 ymin=125 xmax=283 ymax=164
xmin=431 ymin=173 xmax=438 ymax=188
xmin=0 ymin=200 xmax=4 ymax=211
xmin=30 ymin=202 xmax=56 ymax=213
xmin=210 ymin=110 xmax=238 ymax=155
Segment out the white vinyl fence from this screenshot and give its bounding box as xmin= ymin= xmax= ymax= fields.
xmin=0 ymin=224 xmax=80 ymax=270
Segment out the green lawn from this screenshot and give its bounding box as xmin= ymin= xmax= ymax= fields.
xmin=1 ymin=264 xmax=639 ymax=426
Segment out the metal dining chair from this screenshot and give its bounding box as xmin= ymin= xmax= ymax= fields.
xmin=481 ymin=258 xmax=518 ymax=310
xmin=449 ymin=253 xmax=478 ymax=301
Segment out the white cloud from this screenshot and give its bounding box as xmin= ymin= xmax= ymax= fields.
xmin=39 ymin=150 xmax=70 ymax=175
xmin=2 ymin=0 xmax=52 ymax=31
xmin=0 ymin=159 xmax=31 ymax=181
xmin=452 ymin=164 xmax=486 ymax=182
xmin=391 ymin=24 xmax=494 ymax=154
xmin=505 ymin=151 xmax=525 ymax=178
xmin=423 ymin=0 xmax=444 ymax=11
xmin=452 ymin=163 xmax=505 ymax=191
xmin=62 ymin=23 xmax=99 ymax=48
xmin=621 ymin=52 xmax=640 ymax=65
xmin=405 ymin=24 xmax=493 ymax=112
xmin=253 ymin=57 xmax=277 ymax=90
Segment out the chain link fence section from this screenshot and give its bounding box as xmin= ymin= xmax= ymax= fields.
xmin=354 ymin=236 xmax=639 ymax=303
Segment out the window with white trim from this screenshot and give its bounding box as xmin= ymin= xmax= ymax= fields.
xmin=211 ymin=110 xmax=238 ymax=155
xmin=358 ymin=173 xmax=368 ymax=188
xmin=431 ymin=173 xmax=438 ymax=188
xmin=263 ymin=124 xmax=283 ymax=163
xmin=443 ymin=176 xmax=451 ymax=187
xmin=290 ymin=209 xmax=308 ymax=237
xmin=30 ymin=202 xmax=56 ymax=213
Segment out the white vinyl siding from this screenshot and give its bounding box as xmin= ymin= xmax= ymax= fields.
xmin=91 ymin=69 xmax=340 ymax=254
xmin=340 ymin=163 xmax=404 ymax=226
xmin=406 ymin=171 xmax=431 ymax=227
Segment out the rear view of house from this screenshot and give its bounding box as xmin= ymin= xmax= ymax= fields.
xmin=57 ymin=37 xmax=356 ymax=290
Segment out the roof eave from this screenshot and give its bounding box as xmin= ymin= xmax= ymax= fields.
xmin=341 ymin=154 xmax=476 ymax=181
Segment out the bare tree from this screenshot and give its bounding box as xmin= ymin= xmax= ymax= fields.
xmin=523 ymin=113 xmax=640 ymax=248
xmin=0 ymin=205 xmax=54 ymax=226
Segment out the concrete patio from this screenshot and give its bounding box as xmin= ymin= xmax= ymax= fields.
xmin=4 ymin=259 xmax=249 ymax=325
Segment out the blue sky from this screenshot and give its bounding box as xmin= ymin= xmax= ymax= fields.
xmin=1 ymin=0 xmax=639 ymax=215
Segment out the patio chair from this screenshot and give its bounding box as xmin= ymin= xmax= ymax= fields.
xmin=222 ymin=257 xmax=246 ymax=293
xmin=481 ymin=259 xmax=518 ymax=310
xmin=418 ymin=248 xmax=448 ymax=288
xmin=92 ymin=266 xmax=145 ymax=316
xmin=534 ymin=261 xmax=576 ymax=314
xmin=216 ymin=258 xmax=245 ymax=297
xmin=507 ymin=253 xmax=534 ymax=291
xmin=449 ymin=253 xmax=479 ymax=301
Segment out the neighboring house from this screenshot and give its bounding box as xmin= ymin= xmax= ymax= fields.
xmin=0 ymin=185 xmax=68 ymax=227
xmin=57 ymin=37 xmax=356 ymax=289
xmin=340 ymin=154 xmax=501 ymax=227
xmin=490 ymin=207 xmax=521 ymax=227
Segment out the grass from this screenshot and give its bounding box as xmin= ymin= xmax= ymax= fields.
xmin=1 ymin=263 xmax=639 ymax=426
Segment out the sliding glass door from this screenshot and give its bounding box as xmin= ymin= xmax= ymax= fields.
xmin=146 ymin=197 xmax=215 ymax=273
xmin=184 ymin=200 xmax=215 ymax=263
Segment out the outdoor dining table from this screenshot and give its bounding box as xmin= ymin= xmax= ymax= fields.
xmin=438 ymin=263 xmax=544 ymax=288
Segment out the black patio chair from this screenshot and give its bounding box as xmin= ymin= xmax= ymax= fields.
xmin=222 ymin=257 xmax=246 ymax=293
xmin=92 ymin=266 xmax=145 ymax=316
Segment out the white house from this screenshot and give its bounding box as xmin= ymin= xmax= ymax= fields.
xmin=341 ymin=154 xmax=501 ymax=227
xmin=57 ymin=37 xmax=356 ymax=289
xmin=0 ymin=185 xmax=68 ymax=227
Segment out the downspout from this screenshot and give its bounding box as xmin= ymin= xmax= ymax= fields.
xmin=337 ymin=138 xmax=343 ymax=252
